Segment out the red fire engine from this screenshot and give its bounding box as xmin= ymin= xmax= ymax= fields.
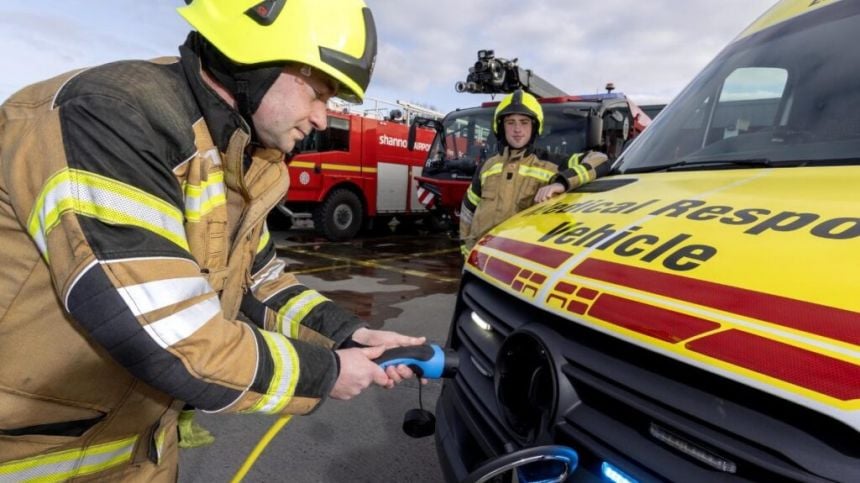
xmin=273 ymin=103 xmax=439 ymax=241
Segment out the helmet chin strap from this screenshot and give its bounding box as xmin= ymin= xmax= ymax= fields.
xmin=189 ymin=32 xmax=283 ymax=144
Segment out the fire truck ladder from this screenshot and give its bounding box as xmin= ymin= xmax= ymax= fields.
xmin=454 ymin=49 xmax=568 ymax=99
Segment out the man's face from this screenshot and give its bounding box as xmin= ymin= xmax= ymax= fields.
xmin=503 ymin=114 xmax=533 ymax=149
xmin=252 ymin=65 xmax=337 ymax=153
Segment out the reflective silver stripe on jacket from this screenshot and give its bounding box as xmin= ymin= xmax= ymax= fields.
xmin=0 ymin=436 xmax=137 ymax=482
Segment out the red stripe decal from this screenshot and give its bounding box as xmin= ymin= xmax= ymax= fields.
xmin=467 ymin=250 xmax=490 ymax=272
xmin=688 ymin=330 xmax=860 ymax=401
xmin=588 ymin=294 xmax=720 ymax=343
xmin=484 ymin=257 xmax=520 ymax=285
xmin=567 ymin=300 xmax=589 ymax=315
xmin=573 ymin=259 xmax=860 ymax=345
xmin=480 ymin=236 xmax=572 ymax=268
xmin=556 ymin=282 xmax=577 ymax=294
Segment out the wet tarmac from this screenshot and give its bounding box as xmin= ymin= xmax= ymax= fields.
xmin=272 ymin=221 xmax=463 ymax=328
xmin=179 ymin=222 xmax=463 ymax=483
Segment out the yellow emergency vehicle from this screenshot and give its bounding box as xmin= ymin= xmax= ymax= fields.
xmin=435 ymin=1 xmax=860 ymax=481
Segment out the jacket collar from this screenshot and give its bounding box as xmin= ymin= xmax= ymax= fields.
xmin=178 ymin=42 xmax=250 ymax=154
xmin=502 ymin=147 xmax=529 ymax=162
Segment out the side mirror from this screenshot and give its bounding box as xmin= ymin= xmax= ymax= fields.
xmin=408 ymin=116 xmax=444 ymax=151
xmin=587 ymin=110 xmax=603 ymax=149
xmin=407 ymin=122 xmax=418 ymax=151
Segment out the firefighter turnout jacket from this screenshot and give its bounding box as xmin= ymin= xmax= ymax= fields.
xmin=459 ymin=148 xmax=609 ymax=254
xmin=0 ymin=45 xmax=364 ymax=480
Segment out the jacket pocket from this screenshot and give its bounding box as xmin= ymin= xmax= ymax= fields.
xmin=480 ymin=173 xmax=501 ymax=201
xmin=0 ymin=384 xmax=107 ymax=437
xmin=203 ymin=219 xmax=228 ymax=268
xmin=143 ymin=406 xmax=180 ymax=465
xmin=0 ymin=415 xmax=104 ymax=437
xmin=0 ymin=414 xmax=105 ymax=463
xmin=515 ymin=176 xmax=542 ymax=212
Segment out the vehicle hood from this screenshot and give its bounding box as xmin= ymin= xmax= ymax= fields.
xmin=465 ymin=166 xmax=860 ymax=430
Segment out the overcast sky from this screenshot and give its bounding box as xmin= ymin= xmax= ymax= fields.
xmin=0 ymin=0 xmax=777 ymax=115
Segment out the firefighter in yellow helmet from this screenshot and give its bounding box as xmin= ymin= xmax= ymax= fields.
xmin=0 ymin=1 xmax=425 ymax=480
xmin=459 ymin=89 xmax=610 ymax=256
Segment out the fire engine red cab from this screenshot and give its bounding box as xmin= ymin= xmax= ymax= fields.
xmin=276 ymin=107 xmax=437 ymax=241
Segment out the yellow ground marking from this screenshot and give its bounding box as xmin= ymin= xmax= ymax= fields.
xmin=281 ymin=247 xmax=461 ymax=283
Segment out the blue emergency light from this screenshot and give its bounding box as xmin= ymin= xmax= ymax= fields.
xmin=601 ymin=461 xmax=638 ymax=483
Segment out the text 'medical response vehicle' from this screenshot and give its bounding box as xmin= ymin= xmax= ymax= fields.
xmin=435 ymin=1 xmax=860 ymax=481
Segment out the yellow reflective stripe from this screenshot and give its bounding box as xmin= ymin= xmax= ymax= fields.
xmin=257 ymin=225 xmax=270 ymax=254
xmin=0 ymin=436 xmax=137 ymax=482
xmin=321 ymin=163 xmax=361 ymax=172
xmin=154 ymin=426 xmax=168 ymax=464
xmin=518 ymin=165 xmax=554 ymax=183
xmin=248 ymin=331 xmax=299 ymax=414
xmin=290 ymin=162 xmax=376 ymax=173
xmin=566 ymin=152 xmax=583 ymax=168
xmin=572 ymin=163 xmax=591 ymax=184
xmin=466 ymin=187 xmax=481 ymax=206
xmin=183 ymin=171 xmax=226 ymax=222
xmin=480 ymin=163 xmax=503 ymax=184
xmin=276 ymin=289 xmax=329 ymax=338
xmin=737 ymin=0 xmax=838 ymax=40
xmin=27 ymin=168 xmax=188 ymax=261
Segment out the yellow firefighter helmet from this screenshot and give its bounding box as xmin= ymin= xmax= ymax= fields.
xmin=178 ymin=0 xmax=376 ymax=102
xmin=493 ymin=89 xmax=544 ymax=135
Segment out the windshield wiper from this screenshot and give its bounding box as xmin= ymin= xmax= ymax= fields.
xmin=624 ymin=158 xmax=772 ymax=174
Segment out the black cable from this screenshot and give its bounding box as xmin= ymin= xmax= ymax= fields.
xmin=417 ymin=373 xmax=424 ymax=411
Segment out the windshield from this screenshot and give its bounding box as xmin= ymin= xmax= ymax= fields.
xmin=424 ymin=104 xmax=591 ymax=178
xmin=424 ymin=107 xmax=496 ymax=179
xmin=616 ymin=2 xmax=860 ymax=173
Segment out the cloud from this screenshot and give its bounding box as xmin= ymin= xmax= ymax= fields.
xmin=1 ymin=0 xmax=777 ymax=112
xmin=364 ymin=0 xmax=776 ymax=110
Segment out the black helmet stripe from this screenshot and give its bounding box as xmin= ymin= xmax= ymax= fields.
xmin=511 ymin=89 xmax=522 ymax=106
xmin=245 ymin=0 xmax=287 ymax=26
xmin=318 ymin=7 xmax=377 ymax=93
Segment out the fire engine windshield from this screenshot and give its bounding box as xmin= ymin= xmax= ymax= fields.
xmin=424 ymin=107 xmax=496 ymax=179
xmin=616 ymin=2 xmax=860 ymax=174
xmin=425 ymin=104 xmax=591 ymax=178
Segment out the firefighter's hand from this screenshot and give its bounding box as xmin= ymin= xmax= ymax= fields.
xmin=534 ymin=182 xmax=566 ymax=203
xmin=351 ymin=327 xmax=426 ymax=350
xmin=331 ymin=346 xmax=391 ymax=400
xmin=350 ymin=328 xmax=428 ymax=385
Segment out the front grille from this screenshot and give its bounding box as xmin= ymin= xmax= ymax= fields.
xmin=445 ymin=273 xmax=859 ymax=482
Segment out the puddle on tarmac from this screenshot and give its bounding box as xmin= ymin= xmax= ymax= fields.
xmin=274 ymin=230 xmax=462 ymax=328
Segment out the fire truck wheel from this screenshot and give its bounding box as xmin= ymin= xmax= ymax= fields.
xmin=423 ymin=212 xmax=452 ymax=233
xmin=314 ymin=189 xmax=364 ymax=241
xmin=266 ymin=209 xmax=293 ymax=231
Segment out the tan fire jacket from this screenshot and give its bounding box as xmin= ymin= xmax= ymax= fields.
xmin=459 ymin=148 xmax=609 ymax=253
xmin=0 ymin=44 xmax=363 ymax=481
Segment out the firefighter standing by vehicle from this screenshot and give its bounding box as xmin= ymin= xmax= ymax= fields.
xmin=0 ymin=0 xmax=425 ymax=480
xmin=459 ymin=90 xmax=610 ymax=255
